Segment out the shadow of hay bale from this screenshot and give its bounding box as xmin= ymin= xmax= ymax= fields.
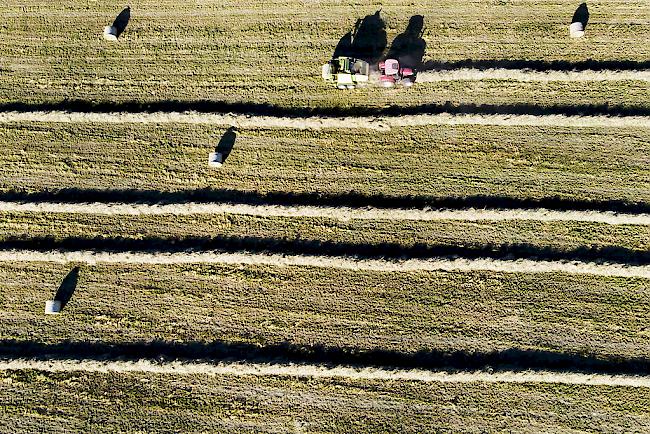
xmin=53 ymin=266 xmax=80 ymax=310
xmin=570 ymin=3 xmax=589 ymax=38
xmin=104 ymin=6 xmax=131 ymax=41
xmin=216 ymin=127 xmax=237 ymax=163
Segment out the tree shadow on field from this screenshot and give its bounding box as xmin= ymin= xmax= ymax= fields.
xmin=216 ymin=127 xmax=237 ymax=163
xmin=333 ymin=10 xmax=387 ymax=64
xmin=112 ymin=6 xmax=131 ymax=38
xmin=53 ymin=267 xmax=80 ymax=310
xmin=571 ymin=3 xmax=589 ymax=28
xmin=386 ymin=15 xmax=426 ymax=70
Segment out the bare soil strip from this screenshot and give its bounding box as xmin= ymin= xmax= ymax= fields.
xmin=417 ymin=69 xmax=650 ymax=82
xmin=0 ymin=111 xmax=647 ymax=130
xmin=1 ymin=359 xmax=648 ymax=387
xmin=1 ymin=250 xmax=647 ymax=278
xmin=1 ymin=201 xmax=648 ymax=225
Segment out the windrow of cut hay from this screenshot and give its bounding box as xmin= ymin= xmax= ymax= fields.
xmin=1 ymin=201 xmax=649 ymax=225
xmin=0 ymin=250 xmax=648 ymax=278
xmin=0 ymin=111 xmax=648 ymax=130
xmin=417 ymin=69 xmax=650 ymax=83
xmin=1 ymin=359 xmax=648 ymax=387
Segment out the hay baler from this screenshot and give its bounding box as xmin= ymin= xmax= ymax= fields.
xmin=322 ymin=56 xmax=370 ymax=89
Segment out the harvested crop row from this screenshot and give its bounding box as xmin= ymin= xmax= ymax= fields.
xmin=1 ymin=359 xmax=649 ymax=388
xmin=416 ymin=69 xmax=650 ymax=82
xmin=1 ymin=201 xmax=648 ymax=225
xmin=0 ymin=111 xmax=648 ymax=130
xmin=2 ymin=369 xmax=648 ymax=433
xmin=4 ymin=212 xmax=646 ymax=263
xmin=1 ymin=250 xmax=648 ymax=278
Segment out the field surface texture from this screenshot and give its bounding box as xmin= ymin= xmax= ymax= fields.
xmin=0 ymin=0 xmax=649 ymax=432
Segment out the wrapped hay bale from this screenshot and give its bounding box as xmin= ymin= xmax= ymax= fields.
xmin=103 ymin=25 xmax=118 ymax=41
xmin=103 ymin=6 xmax=130 ymax=41
xmin=569 ymin=22 xmax=585 ymax=38
xmin=208 ymin=152 xmax=223 ymax=167
xmin=569 ymin=3 xmax=589 ymax=38
xmin=45 ymin=300 xmax=62 ymax=314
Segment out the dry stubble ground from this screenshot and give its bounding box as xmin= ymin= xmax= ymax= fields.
xmin=0 ymin=0 xmax=649 ymax=431
xmin=1 ymin=0 xmax=648 ymax=107
xmin=0 ymin=123 xmax=648 ymax=203
xmin=0 ymin=262 xmax=648 ymax=361
xmin=0 ymin=370 xmax=649 ymax=433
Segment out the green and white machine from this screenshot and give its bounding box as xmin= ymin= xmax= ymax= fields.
xmin=322 ymin=56 xmax=370 ymax=89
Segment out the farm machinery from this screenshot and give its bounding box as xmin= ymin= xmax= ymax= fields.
xmin=322 ymin=57 xmax=416 ymax=89
xmin=378 ymin=59 xmax=415 ymax=87
xmin=322 ymin=56 xmax=370 ymax=89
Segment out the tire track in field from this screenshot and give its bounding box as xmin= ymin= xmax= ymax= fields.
xmin=0 ymin=111 xmax=647 ymax=130
xmin=0 ymin=250 xmax=647 ymax=278
xmin=1 ymin=201 xmax=648 ymax=225
xmin=1 ymin=359 xmax=648 ymax=387
xmin=417 ymin=69 xmax=650 ymax=82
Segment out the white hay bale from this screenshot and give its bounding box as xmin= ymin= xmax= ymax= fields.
xmin=208 ymin=152 xmax=223 ymax=168
xmin=103 ymin=26 xmax=118 ymax=41
xmin=45 ymin=300 xmax=62 ymax=314
xmin=569 ymin=22 xmax=585 ymax=38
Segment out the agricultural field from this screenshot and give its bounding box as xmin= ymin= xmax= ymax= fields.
xmin=0 ymin=0 xmax=649 ymax=432
xmin=1 ymin=370 xmax=649 ymax=432
xmin=1 ymin=0 xmax=649 ymax=108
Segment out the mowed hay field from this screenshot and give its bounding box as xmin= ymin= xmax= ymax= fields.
xmin=1 ymin=0 xmax=649 ymax=107
xmin=1 ymin=123 xmax=649 ymax=203
xmin=1 ymin=0 xmax=650 ymax=431
xmin=1 ymin=370 xmax=649 ymax=433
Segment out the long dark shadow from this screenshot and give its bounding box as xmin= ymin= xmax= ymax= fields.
xmin=385 ymin=15 xmax=426 ymax=70
xmin=0 ymin=340 xmax=648 ymax=375
xmin=53 ymin=267 xmax=80 ymax=310
xmin=571 ymin=3 xmax=589 ymax=29
xmin=333 ymin=11 xmax=387 ymax=64
xmin=1 ymin=235 xmax=647 ymax=265
xmin=1 ymin=100 xmax=647 ymax=117
xmin=215 ymin=127 xmax=237 ymax=163
xmin=422 ymin=59 xmax=650 ymax=72
xmin=112 ymin=6 xmax=131 ymax=38
xmin=1 ymin=188 xmax=648 ymax=214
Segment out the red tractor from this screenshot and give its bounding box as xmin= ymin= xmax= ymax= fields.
xmin=378 ymin=59 xmax=415 ymax=87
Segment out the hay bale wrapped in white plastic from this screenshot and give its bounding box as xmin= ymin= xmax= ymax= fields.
xmin=208 ymin=152 xmax=223 ymax=167
xmin=103 ymin=25 xmax=118 ymax=41
xmin=103 ymin=7 xmax=131 ymax=41
xmin=569 ymin=22 xmax=585 ymax=38
xmin=45 ymin=300 xmax=62 ymax=314
xmin=569 ymin=3 xmax=589 ymax=38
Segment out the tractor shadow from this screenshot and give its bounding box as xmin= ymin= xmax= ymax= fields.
xmin=333 ymin=10 xmax=387 ymax=64
xmin=54 ymin=267 xmax=80 ymax=311
xmin=571 ymin=3 xmax=589 ymax=28
xmin=386 ymin=15 xmax=426 ymax=70
xmin=112 ymin=6 xmax=131 ymax=38
xmin=216 ymin=127 xmax=237 ymax=163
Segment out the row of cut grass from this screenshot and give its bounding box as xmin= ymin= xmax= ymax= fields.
xmin=0 ymin=212 xmax=648 ymax=254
